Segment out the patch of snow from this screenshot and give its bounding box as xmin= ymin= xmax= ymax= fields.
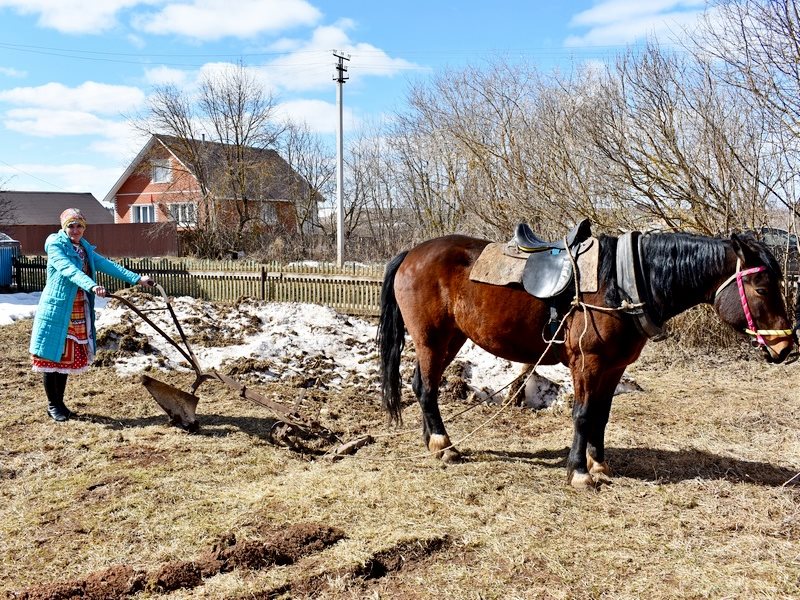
xmin=3 ymin=292 xmax=640 ymax=407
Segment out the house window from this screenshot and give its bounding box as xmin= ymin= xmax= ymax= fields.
xmin=260 ymin=202 xmax=277 ymax=224
xmin=168 ymin=203 xmax=197 ymax=227
xmin=151 ymin=159 xmax=172 ymax=184
xmin=132 ymin=205 xmax=156 ymax=223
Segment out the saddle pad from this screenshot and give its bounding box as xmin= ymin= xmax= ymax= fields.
xmin=576 ymin=237 xmax=599 ymax=293
xmin=470 ymin=238 xmax=600 ymax=293
xmin=469 ymin=242 xmax=527 ymax=286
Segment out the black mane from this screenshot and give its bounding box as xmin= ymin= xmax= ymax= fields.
xmin=640 ymin=232 xmax=730 ymax=323
xmin=596 ymin=231 xmax=770 ymax=326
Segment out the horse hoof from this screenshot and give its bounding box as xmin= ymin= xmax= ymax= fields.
xmin=441 ymin=448 xmax=462 ymax=464
xmin=428 ymin=434 xmax=457 ymax=462
xmin=587 ymin=457 xmax=612 ymax=482
xmin=569 ymin=471 xmax=598 ymax=490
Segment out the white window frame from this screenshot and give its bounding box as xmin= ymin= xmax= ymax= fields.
xmin=132 ymin=204 xmax=156 ymax=223
xmin=151 ymin=159 xmax=172 ymax=184
xmin=168 ymin=202 xmax=197 ymax=227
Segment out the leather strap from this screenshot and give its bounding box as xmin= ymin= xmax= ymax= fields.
xmin=616 ymin=232 xmax=666 ymax=340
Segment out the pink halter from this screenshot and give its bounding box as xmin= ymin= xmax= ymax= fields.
xmin=714 ymin=259 xmax=791 ymax=346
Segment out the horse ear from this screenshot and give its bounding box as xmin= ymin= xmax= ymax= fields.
xmin=730 ymin=231 xmax=759 ymax=264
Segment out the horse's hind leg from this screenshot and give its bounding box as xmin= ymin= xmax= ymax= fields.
xmin=412 ymin=336 xmax=466 ymax=463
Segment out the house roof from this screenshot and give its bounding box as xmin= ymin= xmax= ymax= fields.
xmin=103 ymin=133 xmax=323 ymax=205
xmin=154 ymin=134 xmax=317 ymax=203
xmin=0 ymin=191 xmax=114 ymax=225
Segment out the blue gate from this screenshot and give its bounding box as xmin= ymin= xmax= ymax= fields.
xmin=0 ymin=246 xmax=15 ymax=287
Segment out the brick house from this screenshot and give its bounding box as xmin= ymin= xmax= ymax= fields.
xmin=103 ymin=134 xmax=320 ymax=236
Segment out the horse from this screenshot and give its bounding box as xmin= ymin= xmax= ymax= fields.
xmin=378 ymin=229 xmax=794 ymax=489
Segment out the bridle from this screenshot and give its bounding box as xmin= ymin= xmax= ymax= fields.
xmin=714 ymin=259 xmax=794 ymax=347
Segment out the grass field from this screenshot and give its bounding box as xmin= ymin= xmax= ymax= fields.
xmin=1 ymin=312 xmax=798 ymax=599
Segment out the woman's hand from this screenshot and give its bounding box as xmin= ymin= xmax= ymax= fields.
xmin=139 ymin=275 xmax=155 ymax=287
xmin=92 ymin=285 xmax=107 ymax=298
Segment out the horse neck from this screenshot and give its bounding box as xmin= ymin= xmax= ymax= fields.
xmin=639 ymin=234 xmax=732 ymax=324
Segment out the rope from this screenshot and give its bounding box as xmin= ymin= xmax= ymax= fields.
xmin=356 ymin=301 xmax=576 ymax=463
xmin=351 ymin=236 xmax=645 ymax=463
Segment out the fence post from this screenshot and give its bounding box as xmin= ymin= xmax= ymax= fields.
xmin=260 ymin=266 xmax=266 ymax=300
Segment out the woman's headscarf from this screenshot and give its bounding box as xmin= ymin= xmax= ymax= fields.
xmin=60 ymin=208 xmax=87 ymax=231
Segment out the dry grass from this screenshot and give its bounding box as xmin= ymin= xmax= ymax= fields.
xmin=0 ymin=316 xmax=799 ymax=599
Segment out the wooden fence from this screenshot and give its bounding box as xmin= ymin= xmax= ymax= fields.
xmin=14 ymin=256 xmax=385 ymax=316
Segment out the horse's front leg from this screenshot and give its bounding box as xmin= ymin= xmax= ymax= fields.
xmin=568 ymin=365 xmax=622 ymax=490
xmin=585 ymin=398 xmax=614 ymax=483
xmin=567 ymin=393 xmax=595 ymax=490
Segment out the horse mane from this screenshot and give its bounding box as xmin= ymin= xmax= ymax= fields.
xmin=596 ymin=231 xmax=778 ymax=325
xmin=597 ymin=234 xmax=620 ymax=308
xmin=640 ymin=233 xmax=729 ymax=322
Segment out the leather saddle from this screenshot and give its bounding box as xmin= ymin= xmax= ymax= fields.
xmin=515 ymin=218 xmax=592 ymax=253
xmin=517 ymin=218 xmax=592 ymax=299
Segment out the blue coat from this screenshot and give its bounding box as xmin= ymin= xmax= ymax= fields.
xmin=29 ymin=231 xmax=142 ymax=362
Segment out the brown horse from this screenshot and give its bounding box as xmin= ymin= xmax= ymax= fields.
xmin=378 ymin=230 xmax=794 ymax=489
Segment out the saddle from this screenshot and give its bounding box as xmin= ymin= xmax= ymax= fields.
xmin=516 ymin=219 xmax=592 ymax=298
xmin=515 ymin=218 xmax=592 ymax=253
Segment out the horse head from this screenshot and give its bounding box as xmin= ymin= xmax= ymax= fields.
xmin=713 ymin=232 xmax=794 ymax=363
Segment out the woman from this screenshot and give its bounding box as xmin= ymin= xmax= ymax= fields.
xmin=29 ymin=208 xmax=155 ymax=421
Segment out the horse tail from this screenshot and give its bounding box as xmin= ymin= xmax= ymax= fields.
xmin=378 ymin=250 xmax=409 ymax=425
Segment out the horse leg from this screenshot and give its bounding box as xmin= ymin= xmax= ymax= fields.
xmin=567 ymin=364 xmax=623 ymax=490
xmin=585 ymin=367 xmax=626 ymax=482
xmin=567 ymin=397 xmax=595 ymax=490
xmin=585 ymin=397 xmax=614 ymax=482
xmin=412 ymin=337 xmax=465 ymax=463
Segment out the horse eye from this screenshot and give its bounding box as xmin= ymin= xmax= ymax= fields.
xmin=755 ymin=288 xmax=768 ymax=296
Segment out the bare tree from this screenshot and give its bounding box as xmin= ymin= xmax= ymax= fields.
xmin=199 ymin=63 xmax=284 ymax=246
xmin=0 ymin=179 xmax=18 ymax=227
xmin=279 ymin=121 xmax=335 ymax=250
xmin=690 ymin=0 xmax=800 ymax=227
xmin=137 ymin=62 xmax=285 ymax=256
xmin=574 ymin=42 xmax=777 ymax=234
xmin=341 ymin=7 xmax=800 ymax=250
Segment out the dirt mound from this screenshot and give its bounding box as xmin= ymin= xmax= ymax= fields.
xmin=222 ymin=356 xmax=281 ymax=381
xmin=10 ymin=523 xmax=346 ymax=599
xmin=9 ymin=565 xmax=145 ymax=600
xmin=94 ymin=323 xmax=160 ymax=367
xmin=264 ymin=535 xmax=451 ymax=598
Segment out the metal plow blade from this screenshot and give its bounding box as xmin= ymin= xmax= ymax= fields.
xmin=141 ymin=374 xmax=200 ymax=432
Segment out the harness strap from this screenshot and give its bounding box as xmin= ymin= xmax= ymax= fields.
xmin=713 ymin=259 xmax=748 ymax=298
xmin=736 ymin=265 xmax=766 ymax=345
xmin=616 ymin=231 xmax=666 ymax=340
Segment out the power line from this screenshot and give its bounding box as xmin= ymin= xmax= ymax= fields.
xmin=0 ymin=40 xmax=687 ymax=70
xmin=0 ymin=41 xmax=324 ymax=59
xmin=0 ymin=159 xmax=70 ymax=192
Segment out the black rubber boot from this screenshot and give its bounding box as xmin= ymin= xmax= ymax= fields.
xmin=44 ymin=372 xmax=71 ymax=422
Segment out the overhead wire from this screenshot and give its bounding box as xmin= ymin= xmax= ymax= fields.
xmin=0 ymin=39 xmax=678 ymax=70
xmin=0 ymin=158 xmax=70 ymax=192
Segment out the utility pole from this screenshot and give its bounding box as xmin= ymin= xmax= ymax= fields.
xmin=333 ymin=50 xmax=350 ymax=268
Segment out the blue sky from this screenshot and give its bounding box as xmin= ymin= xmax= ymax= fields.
xmin=0 ymin=0 xmax=708 ymax=204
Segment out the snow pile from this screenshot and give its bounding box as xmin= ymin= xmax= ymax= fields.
xmin=4 ymin=292 xmax=639 ymax=407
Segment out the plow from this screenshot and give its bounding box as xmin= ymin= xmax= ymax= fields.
xmin=108 ymin=286 xmax=363 ymax=453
